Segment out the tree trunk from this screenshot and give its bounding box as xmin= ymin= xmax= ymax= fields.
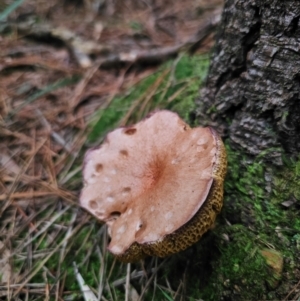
xmin=197 ymin=0 xmax=300 ymax=165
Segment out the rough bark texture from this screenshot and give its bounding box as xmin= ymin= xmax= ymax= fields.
xmin=197 ymin=0 xmax=300 ymax=164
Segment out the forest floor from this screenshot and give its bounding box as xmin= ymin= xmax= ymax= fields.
xmin=0 ymin=1 xmax=300 ymax=301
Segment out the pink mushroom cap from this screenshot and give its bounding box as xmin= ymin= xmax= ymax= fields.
xmin=80 ymin=110 xmax=227 ymax=261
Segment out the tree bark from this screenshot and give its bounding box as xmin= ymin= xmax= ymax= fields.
xmin=197 ymin=0 xmax=300 ymax=164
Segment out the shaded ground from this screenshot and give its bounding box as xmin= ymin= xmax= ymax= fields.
xmin=1 ymin=0 xmax=300 ymax=301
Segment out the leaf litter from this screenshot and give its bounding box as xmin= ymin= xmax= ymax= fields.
xmin=0 ymin=0 xmax=222 ymax=300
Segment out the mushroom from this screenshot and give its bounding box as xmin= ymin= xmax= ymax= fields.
xmin=80 ymin=110 xmax=227 ymax=262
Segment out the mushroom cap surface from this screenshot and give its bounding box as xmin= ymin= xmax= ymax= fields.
xmin=80 ymin=110 xmax=227 ymax=262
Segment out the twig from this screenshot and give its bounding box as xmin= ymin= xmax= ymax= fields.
xmin=109 ymin=268 xmax=155 ymax=288
xmin=7 ymin=12 xmax=220 ymax=70
xmin=35 ymin=109 xmax=72 ymax=153
xmin=125 ymin=263 xmax=131 ymax=301
xmin=71 ymin=62 xmax=102 ymax=108
xmin=137 ymin=258 xmax=168 ymax=301
xmin=0 ymin=205 xmax=71 ymax=265
xmin=137 ymin=69 xmax=170 ymax=120
xmin=283 ymin=278 xmax=300 ymax=301
xmin=13 ymin=216 xmax=89 ymax=297
xmin=0 ymin=138 xmax=47 ymax=216
xmin=73 ymin=262 xmax=98 ymax=301
xmin=97 ymin=244 xmax=105 ymax=301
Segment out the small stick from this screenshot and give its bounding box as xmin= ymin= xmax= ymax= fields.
xmin=125 ymin=263 xmax=131 ymax=301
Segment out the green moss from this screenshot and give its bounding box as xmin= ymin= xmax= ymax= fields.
xmin=88 ymin=54 xmax=210 ymax=142
xmin=192 ymin=144 xmax=300 ymax=300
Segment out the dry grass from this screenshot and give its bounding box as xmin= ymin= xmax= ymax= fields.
xmin=0 ymin=0 xmax=221 ymax=299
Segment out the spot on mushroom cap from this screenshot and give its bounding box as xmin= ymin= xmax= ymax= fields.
xmin=80 ymin=110 xmax=227 ymax=261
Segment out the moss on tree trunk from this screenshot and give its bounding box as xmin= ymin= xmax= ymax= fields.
xmin=191 ymin=1 xmax=300 ymax=300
